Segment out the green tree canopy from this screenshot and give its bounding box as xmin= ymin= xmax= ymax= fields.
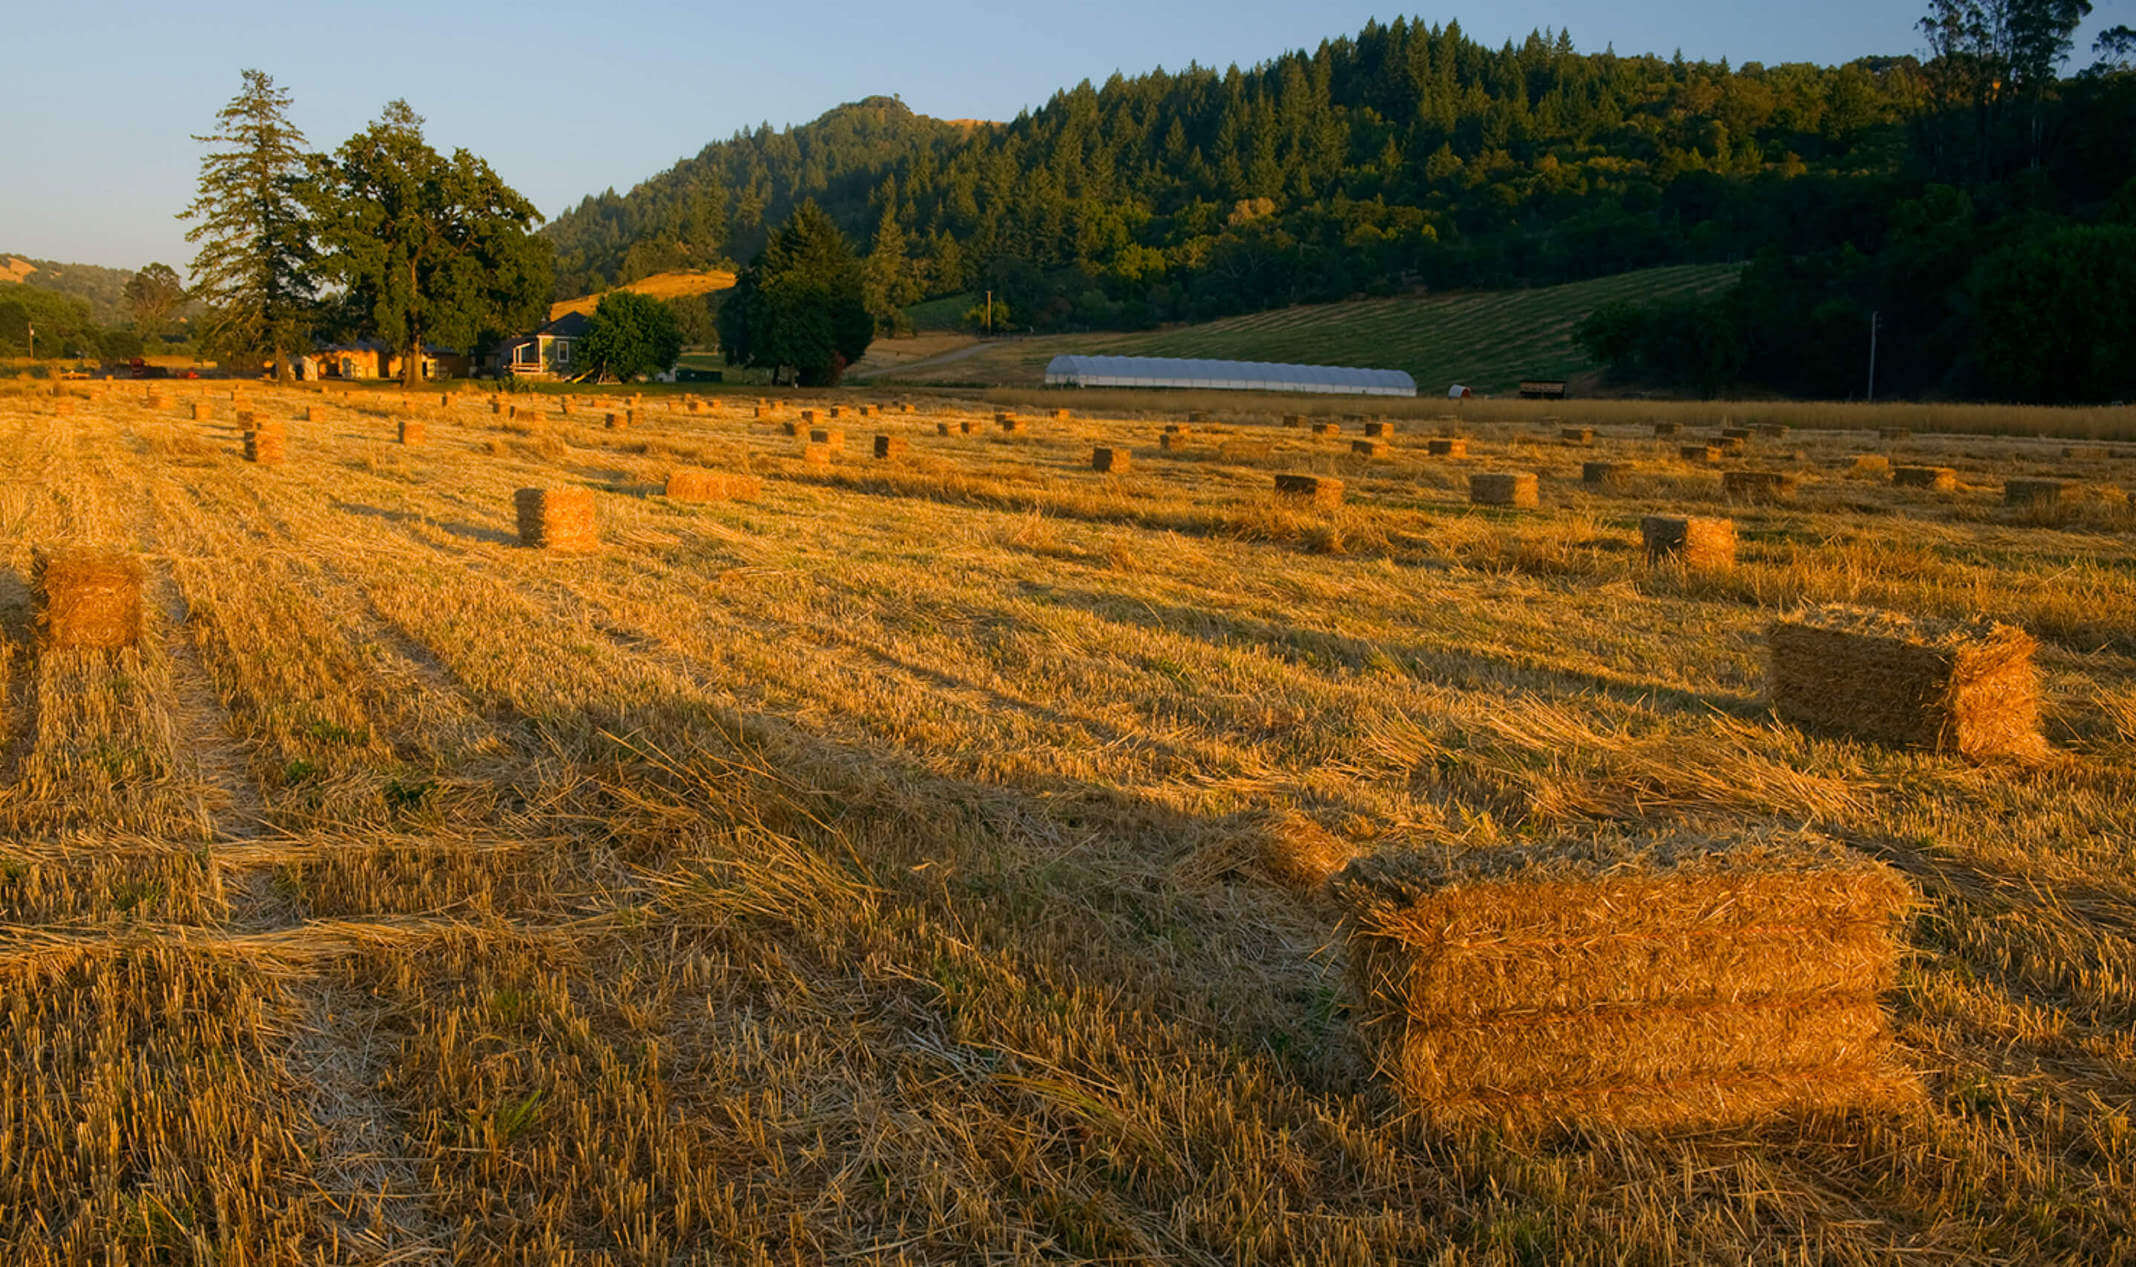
xmin=307 ymin=100 xmax=552 ymax=385
xmin=1970 ymin=224 xmax=2136 ymax=402
xmin=123 ymin=262 xmax=187 ymax=334
xmin=577 ymin=290 xmax=683 ymax=381
xmin=180 ymin=69 xmax=314 ymax=377
xmin=718 ymin=202 xmax=873 ymax=386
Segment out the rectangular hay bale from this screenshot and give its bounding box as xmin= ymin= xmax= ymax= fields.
xmin=34 ymin=548 xmax=145 ymax=650
xmin=513 ymin=487 xmax=599 ymax=552
xmin=1092 ymin=446 xmax=1130 ymax=473
xmin=1330 ymin=836 xmax=1920 ymax=1135
xmin=1351 ymin=439 xmax=1386 ymax=458
xmin=1274 ymin=473 xmax=1343 ymax=507
xmin=1768 ymin=605 xmax=2043 ymax=761
xmin=1469 ymin=472 xmax=1538 ymax=508
xmin=2003 ymin=478 xmax=2074 ymax=506
xmin=872 ymin=434 xmax=908 ymax=460
xmin=1560 ymin=427 xmax=1594 ymax=445
xmin=1722 ymin=470 xmax=1799 ymax=502
xmin=1582 ymin=461 xmax=1625 ymax=485
xmin=1893 ymin=465 xmax=1958 ymax=491
xmin=1427 ymin=438 xmax=1468 ymax=458
xmin=398 ymin=420 xmax=426 ymax=446
xmin=1641 ymin=514 xmax=1735 ymax=569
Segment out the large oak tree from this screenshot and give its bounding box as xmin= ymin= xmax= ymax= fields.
xmin=306 ymin=101 xmax=551 ymax=386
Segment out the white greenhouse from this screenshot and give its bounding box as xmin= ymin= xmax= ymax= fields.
xmin=1044 ymin=354 xmax=1416 ymax=398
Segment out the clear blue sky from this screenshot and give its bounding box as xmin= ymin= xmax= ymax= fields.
xmin=6 ymin=0 xmax=2127 ymax=272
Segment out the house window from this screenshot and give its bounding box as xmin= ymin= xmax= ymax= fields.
xmin=555 ymin=340 xmax=571 ymax=365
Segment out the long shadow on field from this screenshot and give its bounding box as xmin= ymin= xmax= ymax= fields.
xmin=1036 ymin=584 xmax=1760 ymax=720
xmin=0 ymin=564 xmax=37 ymax=790
xmin=332 ymin=501 xmax=519 ymax=548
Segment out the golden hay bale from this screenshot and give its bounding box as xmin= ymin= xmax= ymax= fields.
xmin=398 ymin=420 xmax=426 ymax=446
xmin=606 ymin=412 xmax=629 ymax=430
xmin=1560 ymin=426 xmax=1594 ymax=445
xmin=665 ymin=470 xmax=762 ymax=502
xmin=1642 ymin=514 xmax=1735 ymax=569
xmin=243 ymin=428 xmax=286 ymax=464
xmin=1159 ymin=432 xmax=1191 ymax=453
xmin=999 ymin=416 xmax=1025 ymax=434
xmin=191 ymin=402 xmax=213 ymax=422
xmin=1680 ymin=443 xmax=1723 ymax=464
xmin=1330 ymin=835 xmax=1921 ymax=1135
xmin=1893 ymin=465 xmax=1958 ymax=491
xmin=827 ymin=406 xmax=844 ymax=419
xmin=492 ymin=400 xmax=506 ymax=415
xmin=1364 ymin=420 xmax=1391 ymax=438
xmin=873 ymin=434 xmax=909 ymax=460
xmin=1312 ymin=422 xmax=1341 ymax=437
xmin=145 ymin=393 xmax=169 ymax=410
xmin=34 ymin=548 xmax=145 ymax=650
xmin=809 ymin=427 xmax=845 ymax=450
xmin=1219 ymin=439 xmax=1273 ymax=461
xmin=1427 ymin=437 xmax=1468 ymax=458
xmin=2004 ymin=478 xmax=2075 ymax=506
xmin=1652 ymin=420 xmax=1681 ymax=437
xmin=52 ymin=398 xmax=76 ymax=416
xmin=1759 ymin=422 xmax=1790 ymax=438
xmin=1470 ymin=472 xmax=1538 ymax=508
xmin=801 ymin=442 xmax=833 ymax=467
xmin=959 ymin=419 xmax=977 ymax=435
xmin=1258 ymin=813 xmax=1357 ymax=891
xmin=1768 ymin=605 xmax=2044 ymax=761
xmin=937 ymin=422 xmax=952 ymax=436
xmin=1274 ymin=473 xmax=1343 ymax=507
xmin=1715 ymin=435 xmax=1747 ymax=454
xmin=1053 ymin=407 xmax=1071 ymax=420
xmin=235 ymin=409 xmax=258 ymax=427
xmin=1722 ymin=470 xmax=1799 ymax=503
xmin=800 ymin=409 xmax=818 ymax=424
xmin=296 ymin=406 xmax=315 ymax=423
xmin=1164 ymin=423 xmax=1190 ymax=435
xmin=1092 ymin=446 xmax=1130 ymax=473
xmin=1852 ymin=454 xmax=1892 ymax=476
xmin=781 ymin=421 xmax=802 ymax=437
xmin=439 ymin=392 xmax=452 ymax=408
xmin=1351 ymin=439 xmax=1387 ymax=459
xmin=513 ymin=487 xmax=598 ymax=552
xmin=1282 ymin=414 xmax=1305 ymax=428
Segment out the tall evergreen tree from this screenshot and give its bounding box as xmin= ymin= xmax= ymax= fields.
xmin=307 ymin=101 xmax=552 ymax=386
xmin=180 ymin=69 xmax=314 ymax=379
xmin=719 ymin=201 xmax=873 ymax=385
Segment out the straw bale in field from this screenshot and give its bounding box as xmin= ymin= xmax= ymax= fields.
xmin=1893 ymin=465 xmax=1957 ymax=491
xmin=800 ymin=409 xmax=818 ymax=424
xmin=513 ymin=487 xmax=598 ymax=552
xmin=1274 ymin=473 xmax=1344 ymax=507
xmin=492 ymin=400 xmax=506 ymax=415
xmin=1768 ymin=605 xmax=2043 ymax=761
xmin=34 ymin=548 xmax=145 ymax=650
xmin=1092 ymin=446 xmax=1130 ymax=473
xmin=52 ymin=398 xmax=75 ymax=416
xmin=145 ymin=393 xmax=169 ymax=409
xmin=1680 ymin=444 xmax=1722 ymax=463
xmin=1330 ymin=834 xmax=1920 ymax=1135
xmin=1759 ymin=423 xmax=1789 ymax=438
xmin=606 ymin=412 xmax=629 ymax=430
xmin=1470 ymin=472 xmax=1538 ymax=507
xmin=1560 ymin=427 xmax=1593 ymax=445
xmin=2004 ymin=478 xmax=2074 ymax=506
xmin=900 ymin=402 xmax=914 ymax=414
xmin=236 ymin=410 xmax=258 ymax=427
xmin=1641 ymin=514 xmax=1734 ymax=569
xmin=2060 ymin=445 xmax=2105 ymax=460
xmin=398 ymin=420 xmax=426 ymax=446
xmin=1653 ymin=420 xmax=1681 ymax=437
xmin=810 ymin=428 xmax=845 ymax=450
xmin=1258 ymin=813 xmax=1357 ymax=891
xmin=802 ymin=442 xmax=832 ymax=466
xmin=873 ymin=434 xmax=908 ymax=460
xmin=959 ymin=420 xmax=977 ymax=434
xmin=295 ymin=406 xmax=314 ymax=423
xmin=243 ymin=426 xmax=286 ymax=464
xmin=1582 ymin=461 xmax=1625 ymax=485
xmin=780 ymin=421 xmax=802 ymax=436
xmin=1364 ymin=421 xmax=1391 ymax=438
xmin=1312 ymin=422 xmax=1341 ymax=437
xmin=665 ymin=470 xmax=762 ymax=502
xmin=1716 ymin=436 xmax=1747 ymax=454
xmin=1283 ymin=414 xmax=1304 ymax=428
xmin=1351 ymin=440 xmax=1387 ymax=458
xmin=1427 ymin=438 xmax=1468 ymax=458
xmin=1053 ymin=408 xmax=1071 ymax=420
xmin=937 ymin=422 xmax=952 ymax=436
xmin=1723 ymin=470 xmax=1798 ymax=502
xmin=439 ymin=392 xmax=452 ymax=408
xmin=1159 ymin=432 xmax=1190 ymax=453
xmin=1164 ymin=423 xmax=1190 ymax=435
xmin=1220 ymin=440 xmax=1273 ymax=461
xmin=1852 ymin=454 xmax=1891 ymax=476
xmin=999 ymin=416 xmax=1025 ymax=433
xmin=191 ymin=402 xmax=213 ymax=422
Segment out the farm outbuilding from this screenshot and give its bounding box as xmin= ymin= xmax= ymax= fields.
xmin=1045 ymin=355 xmax=1416 ymax=397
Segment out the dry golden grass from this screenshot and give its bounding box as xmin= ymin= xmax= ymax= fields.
xmin=547 ymin=269 xmax=738 ymax=322
xmin=1 ymin=380 xmax=2134 ymax=1261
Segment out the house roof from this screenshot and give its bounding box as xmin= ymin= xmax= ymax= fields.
xmin=537 ymin=312 xmax=592 ymax=339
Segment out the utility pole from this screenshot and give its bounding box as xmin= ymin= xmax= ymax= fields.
xmin=984 ymin=290 xmax=993 ymax=335
xmin=24 ymin=320 xmax=33 ymax=363
xmin=1866 ymin=310 xmax=1881 ymax=403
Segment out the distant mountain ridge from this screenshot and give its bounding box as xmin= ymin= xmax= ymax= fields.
xmin=0 ymin=255 xmax=140 ymax=325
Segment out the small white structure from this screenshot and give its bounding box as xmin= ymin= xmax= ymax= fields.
xmin=1045 ymin=354 xmax=1415 ymax=397
xmin=1447 ymin=384 xmax=1472 ymax=400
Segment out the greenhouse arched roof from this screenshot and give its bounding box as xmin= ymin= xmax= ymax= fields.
xmin=1043 ymin=355 xmax=1416 ymax=397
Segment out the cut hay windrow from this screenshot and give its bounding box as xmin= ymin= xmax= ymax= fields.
xmin=34 ymin=547 xmax=145 ymax=650
xmin=1893 ymin=465 xmax=1958 ymax=491
xmin=664 ymin=470 xmax=763 ymax=502
xmin=1331 ymin=836 xmax=1920 ymax=1135
xmin=1768 ymin=605 xmax=2043 ymax=761
xmin=1092 ymin=446 xmax=1130 ymax=473
xmin=1722 ymin=470 xmax=1799 ymax=503
xmin=1274 ymin=473 xmax=1343 ymax=507
xmin=1427 ymin=438 xmax=1468 ymax=458
xmin=1470 ymin=472 xmax=1538 ymax=508
xmin=513 ymin=487 xmax=599 ymax=552
xmin=872 ymin=434 xmax=909 ymax=461
xmin=1642 ymin=514 xmax=1735 ymax=569
xmin=2004 ymin=478 xmax=2074 ymax=506
xmin=1258 ymin=813 xmax=1358 ymax=892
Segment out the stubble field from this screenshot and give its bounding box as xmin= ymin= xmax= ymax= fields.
xmin=2 ymin=379 xmax=2134 ymax=1263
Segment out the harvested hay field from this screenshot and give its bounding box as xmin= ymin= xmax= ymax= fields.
xmin=1 ymin=383 xmax=2135 ymax=1261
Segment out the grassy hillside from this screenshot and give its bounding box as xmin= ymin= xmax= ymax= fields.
xmin=872 ymin=263 xmax=1741 ymax=393
xmin=549 ymin=268 xmax=736 ymax=321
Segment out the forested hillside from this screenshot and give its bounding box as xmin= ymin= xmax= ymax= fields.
xmin=0 ymin=256 xmax=139 ymax=326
